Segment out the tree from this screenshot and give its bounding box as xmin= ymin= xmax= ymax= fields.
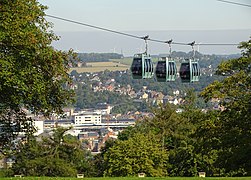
xmin=200 ymin=38 xmax=251 ymax=176
xmin=0 ymin=0 xmax=75 ymax=150
xmin=176 ymin=109 xmax=221 ymax=177
xmin=12 ymin=127 xmax=93 ymax=177
xmin=117 ymin=104 xmax=199 ymax=177
xmin=103 ymin=133 xmax=168 ymax=177
xmin=93 ymin=138 xmax=117 ymax=177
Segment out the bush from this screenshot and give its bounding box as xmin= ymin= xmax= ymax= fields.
xmin=0 ymin=169 xmax=14 ymax=177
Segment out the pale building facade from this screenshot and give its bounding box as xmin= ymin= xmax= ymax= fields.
xmin=74 ymin=112 xmax=101 ymax=125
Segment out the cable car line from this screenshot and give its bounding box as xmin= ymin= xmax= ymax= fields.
xmin=194 ymin=43 xmax=240 ymax=46
xmin=216 ymin=0 xmax=251 ymax=8
xmin=46 ymin=14 xmax=239 ymax=47
xmin=46 ymin=14 xmax=239 ymax=83
xmin=46 ymin=15 xmax=142 ymax=40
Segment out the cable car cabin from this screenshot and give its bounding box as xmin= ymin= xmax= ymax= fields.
xmin=155 ymin=57 xmax=177 ymax=82
xmin=131 ymin=54 xmax=154 ymax=79
xmin=179 ymin=59 xmax=200 ymax=83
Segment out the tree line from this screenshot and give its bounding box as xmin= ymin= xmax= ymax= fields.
xmin=77 ymin=53 xmax=123 ymax=63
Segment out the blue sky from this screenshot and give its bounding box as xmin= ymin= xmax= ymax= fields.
xmin=39 ymin=0 xmax=251 ymax=55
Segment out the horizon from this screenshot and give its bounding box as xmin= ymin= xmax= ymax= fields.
xmin=52 ymin=29 xmax=250 ymax=56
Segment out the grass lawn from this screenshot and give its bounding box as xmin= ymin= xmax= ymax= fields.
xmin=2 ymin=177 xmax=251 ymax=180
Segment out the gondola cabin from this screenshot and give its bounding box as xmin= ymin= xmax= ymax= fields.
xmin=179 ymin=59 xmax=200 ymax=83
xmin=155 ymin=57 xmax=177 ymax=82
xmin=131 ymin=53 xmax=154 ymax=79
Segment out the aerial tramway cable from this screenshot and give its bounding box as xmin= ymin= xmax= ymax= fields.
xmin=216 ymin=0 xmax=251 ymax=8
xmin=46 ymin=14 xmax=241 ymax=83
xmin=46 ymin=14 xmax=240 ymax=47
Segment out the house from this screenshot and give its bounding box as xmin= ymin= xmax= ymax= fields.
xmin=173 ymin=90 xmax=180 ymax=96
xmin=44 ymin=119 xmax=74 ymax=129
xmin=95 ymin=103 xmax=113 ymax=115
xmin=90 ymin=76 xmax=100 ymax=81
xmin=106 ymin=85 xmax=114 ymax=91
xmin=62 ymin=108 xmax=74 ymax=117
xmin=78 ymin=131 xmax=100 ymax=151
xmin=163 ymin=95 xmax=180 ymax=105
xmin=169 ymin=98 xmax=179 ymax=105
xmin=153 ymin=92 xmax=164 ymax=105
xmin=140 ymin=93 xmax=149 ymax=101
xmin=128 ymin=90 xmax=136 ymax=97
xmin=78 ymin=131 xmax=99 ymax=141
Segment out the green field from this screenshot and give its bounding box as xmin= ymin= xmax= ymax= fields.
xmin=2 ymin=177 xmax=251 ymax=180
xmin=70 ymin=61 xmax=130 ymax=73
xmin=111 ymin=58 xmax=133 ymax=65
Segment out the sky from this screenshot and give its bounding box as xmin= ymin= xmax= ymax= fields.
xmin=38 ymin=0 xmax=251 ymax=56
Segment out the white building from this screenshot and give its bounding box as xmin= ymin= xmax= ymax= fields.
xmin=74 ymin=112 xmax=101 ymax=125
xmin=173 ymin=90 xmax=180 ymax=96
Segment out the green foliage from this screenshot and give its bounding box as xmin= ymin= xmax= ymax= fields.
xmin=103 ymin=133 xmax=168 ymax=177
xmin=93 ymin=139 xmax=117 ymax=177
xmin=17 ymin=157 xmax=77 ymax=177
xmin=116 ymin=104 xmax=200 ymax=177
xmin=2 ymin=177 xmax=251 ymax=180
xmin=12 ymin=127 xmax=93 ymax=177
xmin=74 ymin=82 xmax=138 ymax=113
xmin=200 ymin=37 xmax=251 ymax=176
xmin=168 ymin=142 xmax=197 ymax=176
xmin=0 ymin=108 xmax=35 ymax=153
xmin=0 ymin=169 xmax=14 ymax=177
xmin=148 ymin=104 xmax=193 ymax=149
xmin=0 ymin=0 xmax=75 ymax=150
xmin=0 ymin=0 xmax=74 ymax=114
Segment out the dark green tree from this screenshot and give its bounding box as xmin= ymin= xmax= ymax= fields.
xmin=0 ymin=0 xmax=75 ymax=150
xmin=103 ymin=133 xmax=168 ymax=177
xmin=12 ymin=127 xmax=93 ymax=177
xmin=93 ymin=138 xmax=116 ymax=177
xmin=200 ymin=38 xmax=251 ymax=176
xmin=117 ymin=103 xmax=199 ymax=176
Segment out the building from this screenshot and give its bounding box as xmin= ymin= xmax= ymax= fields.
xmin=33 ymin=120 xmax=44 ymax=136
xmin=95 ymin=103 xmax=113 ymax=115
xmin=44 ymin=119 xmax=74 ymax=129
xmin=74 ymin=112 xmax=101 ymax=125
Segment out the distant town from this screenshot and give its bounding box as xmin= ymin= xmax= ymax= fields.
xmin=24 ymin=52 xmax=235 ymax=154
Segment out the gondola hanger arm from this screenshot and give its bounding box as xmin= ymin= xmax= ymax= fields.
xmin=141 ymin=35 xmax=150 ymax=55
xmin=164 ymin=39 xmax=173 ymax=58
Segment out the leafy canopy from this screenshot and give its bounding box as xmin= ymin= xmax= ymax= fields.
xmin=200 ymin=37 xmax=251 ymax=176
xmin=0 ymin=0 xmax=75 ymax=149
